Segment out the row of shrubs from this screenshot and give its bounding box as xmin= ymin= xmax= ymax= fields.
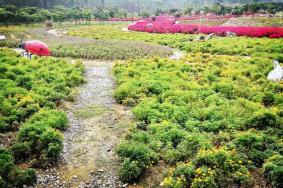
xmin=51 ymin=39 xmax=172 ymax=60
xmin=0 ymin=48 xmax=84 ymax=186
xmin=113 ymin=53 xmax=283 ymax=187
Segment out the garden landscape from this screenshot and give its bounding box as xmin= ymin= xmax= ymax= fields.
xmin=0 ymin=0 xmax=283 ymax=188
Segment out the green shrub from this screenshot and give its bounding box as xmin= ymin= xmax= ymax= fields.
xmin=39 ymin=128 xmax=63 ymax=158
xmin=212 ymin=82 xmax=235 ymax=99
xmin=0 ymin=148 xmax=36 ymax=187
xmin=117 ymin=141 xmax=158 ymax=183
xmin=263 ymin=155 xmax=283 ymax=188
xmin=133 ymin=100 xmax=164 ymax=124
xmin=231 ymin=131 xmax=277 ymax=166
xmin=118 ymin=159 xmax=143 ymax=183
xmin=176 ymin=133 xmax=213 ymax=161
xmin=117 ymin=141 xmax=157 ymax=166
xmin=0 ymin=49 xmax=82 ymax=169
xmin=130 ymin=132 xmax=151 ymax=144
xmin=10 ymin=142 xmax=32 ymax=162
xmin=12 ymin=168 xmax=37 ymax=187
xmin=27 ymin=109 xmax=68 ymax=131
xmin=162 ymin=147 xmax=252 ymax=188
xmin=13 ymin=121 xmax=63 ymax=162
xmin=193 ymin=148 xmax=251 ymax=187
xmin=262 ymin=92 xmax=276 ymax=107
xmin=248 ymin=111 xmax=279 ymax=130
xmin=15 ymin=75 xmax=33 ymax=90
xmin=114 ymin=82 xmax=145 ymax=106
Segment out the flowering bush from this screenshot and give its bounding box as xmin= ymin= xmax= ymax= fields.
xmin=128 ymin=16 xmax=283 ymax=38
xmin=161 ymin=148 xmax=252 ymax=188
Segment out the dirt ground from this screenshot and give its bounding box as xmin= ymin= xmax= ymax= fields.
xmin=36 ymin=60 xmax=133 ymax=188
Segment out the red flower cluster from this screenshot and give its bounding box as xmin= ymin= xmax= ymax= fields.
xmin=128 ymin=17 xmax=283 ymax=38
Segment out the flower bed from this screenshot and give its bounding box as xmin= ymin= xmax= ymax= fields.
xmin=128 ymin=17 xmax=283 ymax=38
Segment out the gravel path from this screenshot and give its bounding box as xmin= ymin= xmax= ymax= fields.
xmin=36 ymin=60 xmax=133 ymax=188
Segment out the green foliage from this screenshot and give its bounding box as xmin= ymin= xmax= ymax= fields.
xmin=117 ymin=141 xmax=158 ymax=182
xmin=263 ymin=155 xmax=283 ymax=188
xmin=162 ymin=148 xmax=252 ymax=187
xmin=113 ymin=35 xmax=282 ymax=186
xmin=0 ymin=48 xmax=83 ymax=173
xmin=11 ymin=116 xmax=63 ymax=162
xmin=118 ymin=159 xmax=143 ymax=183
xmin=0 ymin=5 xmax=94 ymax=24
xmin=0 ymin=148 xmax=36 ymax=187
xmin=247 ymin=111 xmax=279 ymax=130
xmin=27 ymin=109 xmax=68 ymax=131
xmin=0 ymin=48 xmax=84 ymax=132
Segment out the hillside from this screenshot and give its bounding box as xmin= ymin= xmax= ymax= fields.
xmin=1 ymin=0 xmax=283 ymax=12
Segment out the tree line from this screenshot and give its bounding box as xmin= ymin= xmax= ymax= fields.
xmin=1 ymin=2 xmax=283 ymax=25
xmin=0 ymin=5 xmax=132 ymax=25
xmin=154 ymin=2 xmax=283 ymax=17
xmin=1 ymin=0 xmax=281 ymax=12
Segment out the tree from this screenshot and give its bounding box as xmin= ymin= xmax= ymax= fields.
xmin=83 ymin=8 xmax=93 ymax=23
xmin=154 ymin=8 xmax=163 ymax=16
xmin=94 ymin=7 xmax=109 ymax=20
xmin=52 ymin=6 xmax=66 ymax=23
xmin=184 ymin=7 xmax=193 ymax=15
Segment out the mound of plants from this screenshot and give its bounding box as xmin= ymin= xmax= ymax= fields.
xmin=0 ymin=48 xmax=84 ymax=132
xmin=11 ymin=109 xmax=66 ymax=164
xmin=114 ymin=53 xmax=283 ymax=187
xmin=0 ymin=48 xmax=84 ymax=180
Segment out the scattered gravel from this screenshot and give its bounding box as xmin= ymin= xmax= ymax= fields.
xmin=36 ymin=60 xmax=133 ymax=188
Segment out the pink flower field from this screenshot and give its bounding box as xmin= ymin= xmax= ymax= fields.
xmin=128 ymin=16 xmax=283 ymax=38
